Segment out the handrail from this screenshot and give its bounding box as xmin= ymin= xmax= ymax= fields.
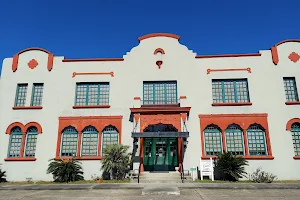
xmin=181 ymin=164 xmax=184 ymax=183
xmin=137 ymin=163 xmax=141 ymax=183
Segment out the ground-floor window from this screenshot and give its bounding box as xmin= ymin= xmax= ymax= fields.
xmin=291 ymin=122 xmax=300 ymax=156
xmin=246 ymin=124 xmax=267 ymax=156
xmin=204 ymin=124 xmax=222 ymax=156
xmin=225 ymin=124 xmax=244 ymax=155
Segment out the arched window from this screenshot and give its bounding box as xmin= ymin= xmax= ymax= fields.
xmin=203 ymin=124 xmax=222 ymax=156
xmin=225 ymin=124 xmax=244 ymax=155
xmin=8 ymin=127 xmax=23 ymax=158
xmin=246 ymin=124 xmax=267 ymax=156
xmin=81 ymin=126 xmax=98 ymax=156
xmin=291 ymin=122 xmax=300 ymax=156
xmin=24 ymin=127 xmax=38 ymax=157
xmin=102 ymin=125 xmax=119 ymax=153
xmin=60 ymin=126 xmax=78 ymax=157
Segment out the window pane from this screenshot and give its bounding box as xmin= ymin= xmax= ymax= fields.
xmin=15 ymin=84 xmax=28 ymax=106
xmin=75 ymin=83 xmax=109 ymax=106
xmin=102 ymin=126 xmax=119 ymax=154
xmin=61 ymin=127 xmax=78 ymax=157
xmin=31 ymin=83 xmax=44 ymax=106
xmin=8 ymin=127 xmax=23 ymax=158
xmin=246 ymin=124 xmax=267 ymax=156
xmin=225 ymin=124 xmax=244 ymax=155
xmin=291 ymin=123 xmax=300 ymax=156
xmin=212 ymin=79 xmax=249 ymax=103
xmin=81 ymin=126 xmax=98 ymax=156
xmin=25 ymin=131 xmax=38 ymax=157
xmin=283 ymin=78 xmax=299 ymax=102
xmin=204 ymin=125 xmax=222 ymax=156
xmin=143 ymin=81 xmax=177 ymax=105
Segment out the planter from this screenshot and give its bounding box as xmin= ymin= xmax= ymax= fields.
xmin=97 ymin=178 xmax=103 ymax=183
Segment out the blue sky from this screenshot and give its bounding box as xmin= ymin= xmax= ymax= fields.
xmin=0 ymin=0 xmax=299 ymax=74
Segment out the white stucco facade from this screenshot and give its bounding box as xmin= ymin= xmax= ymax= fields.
xmin=0 ymin=33 xmax=300 ymax=181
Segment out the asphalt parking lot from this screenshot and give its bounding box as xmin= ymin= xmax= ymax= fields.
xmin=0 ymin=188 xmax=300 ymax=200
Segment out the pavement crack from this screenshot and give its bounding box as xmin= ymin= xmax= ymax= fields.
xmin=195 ymin=189 xmax=211 ymax=200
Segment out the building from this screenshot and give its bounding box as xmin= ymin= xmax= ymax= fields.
xmin=0 ymin=33 xmax=300 ymax=181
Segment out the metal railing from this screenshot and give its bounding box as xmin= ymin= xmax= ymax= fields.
xmin=137 ymin=163 xmax=141 ymax=183
xmin=180 ymin=164 xmax=185 ymax=183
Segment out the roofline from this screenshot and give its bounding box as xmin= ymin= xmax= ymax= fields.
xmin=138 ymin=33 xmax=180 ymax=42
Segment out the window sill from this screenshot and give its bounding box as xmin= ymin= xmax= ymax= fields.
xmin=12 ymin=106 xmax=43 ymax=110
xmin=73 ymin=105 xmax=110 ymax=109
xmin=285 ymin=102 xmax=300 ymax=105
xmin=201 ymin=155 xmax=274 ymax=160
xmin=4 ymin=157 xmax=36 ymax=161
xmin=55 ymin=156 xmax=103 ymax=160
xmin=141 ymin=104 xmax=180 ymax=107
xmin=211 ymin=102 xmax=252 ymax=106
xmin=293 ymin=156 xmax=300 ymax=160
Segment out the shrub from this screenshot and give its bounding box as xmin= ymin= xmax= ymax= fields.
xmin=214 ymin=151 xmax=248 ymax=181
xmin=249 ymin=167 xmax=277 ymax=183
xmin=100 ymin=144 xmax=132 ymax=180
xmin=0 ymin=168 xmax=7 ymax=182
xmin=47 ymin=158 xmax=84 ymax=182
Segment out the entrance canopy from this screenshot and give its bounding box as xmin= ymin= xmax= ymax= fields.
xmin=131 ymin=131 xmax=189 ymax=138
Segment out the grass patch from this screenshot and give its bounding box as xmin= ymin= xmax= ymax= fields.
xmin=194 ymin=179 xmax=300 ymax=183
xmin=1 ymin=179 xmax=130 ymax=185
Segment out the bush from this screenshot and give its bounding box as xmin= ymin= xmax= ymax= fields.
xmin=249 ymin=167 xmax=277 ymax=183
xmin=0 ymin=168 xmax=7 ymax=182
xmin=214 ymin=151 xmax=248 ymax=181
xmin=100 ymin=144 xmax=132 ymax=180
xmin=47 ymin=158 xmax=84 ymax=182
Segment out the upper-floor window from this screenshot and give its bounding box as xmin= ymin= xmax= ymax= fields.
xmin=75 ymin=83 xmax=110 ymax=106
xmin=212 ymin=79 xmax=250 ymax=103
xmin=15 ymin=84 xmax=28 ymax=107
xmin=31 ymin=83 xmax=44 ymax=106
xmin=283 ymin=77 xmax=299 ymax=102
xmin=143 ymin=81 xmax=177 ymax=105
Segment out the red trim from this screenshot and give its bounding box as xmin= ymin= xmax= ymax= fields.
xmin=207 ymin=68 xmax=251 ymax=74
xmin=63 ymin=58 xmax=124 ymax=62
xmin=12 ymin=48 xmax=54 ymax=72
xmin=179 ymin=96 xmax=187 ymax=99
xmin=141 ymin=104 xmax=180 ymax=107
xmin=72 ymin=72 xmax=114 ymax=78
xmin=286 ymin=118 xmax=300 ymax=130
xmin=24 ymin=122 xmax=43 ymax=134
xmin=134 ymin=97 xmax=141 ymax=100
xmin=72 ymin=105 xmax=110 ymax=109
xmin=130 ymin=107 xmax=191 ymax=114
xmin=4 ymin=157 xmax=36 ymax=161
xmin=271 ymin=46 xmax=279 ymax=65
xmin=138 ymin=33 xmax=180 ymax=42
xmin=274 ymin=39 xmax=300 ymax=46
xmin=56 ymin=116 xmax=123 ymax=158
xmin=154 ymin=48 xmax=165 ymax=54
xmin=212 ymin=102 xmax=252 ymax=106
xmin=196 ymin=53 xmax=261 ymax=59
xmin=293 ymin=156 xmax=300 ymax=160
xmin=201 ymin=156 xmax=274 ymax=160
xmin=285 ymin=102 xmax=300 ymax=105
xmin=6 ymin=122 xmax=25 ymax=134
xmin=13 ymin=106 xmax=43 ymax=110
xmin=199 ymin=113 xmax=273 ymax=158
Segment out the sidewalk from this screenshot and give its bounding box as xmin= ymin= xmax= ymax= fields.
xmin=0 ymin=183 xmax=300 ymax=190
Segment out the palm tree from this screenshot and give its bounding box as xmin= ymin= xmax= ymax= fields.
xmin=214 ymin=151 xmax=248 ymax=181
xmin=101 ymin=144 xmax=132 ymax=180
xmin=0 ymin=168 xmax=7 ymax=182
xmin=47 ymin=158 xmax=84 ymax=182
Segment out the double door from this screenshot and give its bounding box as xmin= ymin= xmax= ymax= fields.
xmin=144 ymin=137 xmax=178 ymax=171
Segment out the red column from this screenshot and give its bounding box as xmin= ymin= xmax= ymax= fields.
xmin=140 ymin=138 xmax=144 ymax=172
xmin=243 ymin=130 xmax=249 ymax=156
xmin=98 ymin=133 xmax=102 ymax=157
xmin=222 ymin=130 xmax=226 ymax=152
xmin=77 ymin=132 xmax=82 ymax=157
xmin=20 ymin=133 xmax=26 ymax=157
xmin=178 ymin=137 xmax=183 ymax=172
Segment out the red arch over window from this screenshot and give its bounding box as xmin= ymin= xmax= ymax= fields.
xmin=286 ymin=118 xmax=300 ymax=130
xmin=5 ymin=122 xmax=25 ymax=134
xmin=25 ymin=122 xmax=43 ymax=134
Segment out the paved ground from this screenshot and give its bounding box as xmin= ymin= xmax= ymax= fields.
xmin=0 ymin=188 xmax=300 ymax=200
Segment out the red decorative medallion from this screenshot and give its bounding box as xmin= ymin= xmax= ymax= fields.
xmin=28 ymin=59 xmax=38 ymax=69
xmin=288 ymin=52 xmax=300 ymax=63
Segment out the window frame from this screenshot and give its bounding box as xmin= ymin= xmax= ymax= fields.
xmin=142 ymin=81 xmax=178 ymax=105
xmin=225 ymin=124 xmax=245 ymax=156
xmin=31 ymin=83 xmax=44 ymax=106
xmin=211 ymin=79 xmax=250 ymax=104
xmin=283 ymin=77 xmax=299 ymax=102
xmin=291 ymin=123 xmax=300 ymax=156
xmin=81 ymin=126 xmax=99 ymax=157
xmin=75 ymin=82 xmax=110 ymax=107
xmin=246 ymin=125 xmax=268 ymax=156
xmin=203 ymin=125 xmax=223 ymax=156
xmin=60 ymin=127 xmax=79 ymax=157
xmin=101 ymin=126 xmax=119 ymax=155
xmin=15 ymin=84 xmax=28 ymax=107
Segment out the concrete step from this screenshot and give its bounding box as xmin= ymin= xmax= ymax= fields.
xmin=134 ymin=171 xmax=193 ymax=183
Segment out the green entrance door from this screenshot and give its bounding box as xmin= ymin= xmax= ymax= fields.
xmin=144 ymin=138 xmax=178 ymax=171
